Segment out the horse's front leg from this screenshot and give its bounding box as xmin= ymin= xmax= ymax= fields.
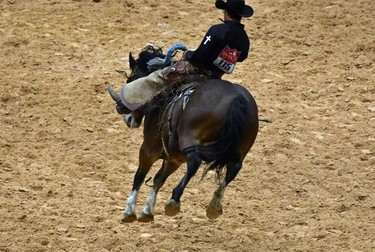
xmin=206 ymin=161 xmax=243 ymax=219
xmin=123 ymin=168 xmax=147 ymax=222
xmin=137 ymin=188 xmax=158 ymax=222
xmin=123 ymin=189 xmax=138 ymax=222
xmin=138 ymin=160 xmax=181 ymax=222
xmin=122 ymin=148 xmax=157 ymax=223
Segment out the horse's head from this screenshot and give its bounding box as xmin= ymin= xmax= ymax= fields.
xmin=108 ymin=45 xmax=166 ymax=112
xmin=126 ymin=45 xmax=165 ymax=83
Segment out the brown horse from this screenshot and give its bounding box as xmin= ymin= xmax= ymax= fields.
xmin=108 ymin=46 xmax=259 ymax=222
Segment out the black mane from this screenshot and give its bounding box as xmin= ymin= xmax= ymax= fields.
xmin=131 ymin=45 xmax=190 ymax=113
xmin=137 ymin=45 xmax=165 ymax=73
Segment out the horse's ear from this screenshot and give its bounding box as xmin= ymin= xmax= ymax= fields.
xmin=129 ymin=53 xmax=137 ymax=70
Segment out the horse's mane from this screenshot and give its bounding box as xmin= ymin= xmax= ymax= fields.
xmin=135 ymin=45 xmax=179 ymax=111
xmin=137 ymin=45 xmax=165 ymax=73
xmin=134 ymin=44 xmax=191 ymax=113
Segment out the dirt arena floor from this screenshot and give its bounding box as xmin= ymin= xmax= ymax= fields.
xmin=1 ymin=0 xmax=374 ymax=251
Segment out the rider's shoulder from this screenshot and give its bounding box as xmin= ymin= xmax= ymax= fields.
xmin=209 ymin=22 xmax=230 ymax=33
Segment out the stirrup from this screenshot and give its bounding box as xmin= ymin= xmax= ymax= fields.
xmin=124 ymin=113 xmax=142 ymax=128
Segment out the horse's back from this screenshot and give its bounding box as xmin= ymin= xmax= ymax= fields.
xmin=182 ymin=79 xmax=256 ymax=116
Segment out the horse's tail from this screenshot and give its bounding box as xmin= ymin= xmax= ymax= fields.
xmin=202 ymin=94 xmax=252 ymax=178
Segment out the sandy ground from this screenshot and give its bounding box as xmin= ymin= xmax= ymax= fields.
xmin=1 ymin=0 xmax=374 ymax=251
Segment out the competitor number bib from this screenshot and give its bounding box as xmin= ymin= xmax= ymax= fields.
xmin=213 ymin=45 xmax=241 ymax=74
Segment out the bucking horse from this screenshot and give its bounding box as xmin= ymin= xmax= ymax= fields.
xmin=108 ymin=45 xmax=259 ymax=222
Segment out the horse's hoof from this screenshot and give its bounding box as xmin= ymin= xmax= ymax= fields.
xmin=206 ymin=203 xmax=223 ymax=220
xmin=138 ymin=212 xmax=154 ymax=222
xmin=122 ymin=213 xmax=137 ymax=223
xmin=165 ymin=199 xmax=181 ymax=216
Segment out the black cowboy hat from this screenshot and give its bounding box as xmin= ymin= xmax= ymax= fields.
xmin=215 ymin=0 xmax=254 ymax=18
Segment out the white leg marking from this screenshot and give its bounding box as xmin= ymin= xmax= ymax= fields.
xmin=142 ymin=189 xmax=158 ymax=216
xmin=124 ymin=190 xmax=138 ymax=216
xmin=207 ymin=181 xmax=227 ymax=219
xmin=212 ymin=181 xmax=226 ymax=205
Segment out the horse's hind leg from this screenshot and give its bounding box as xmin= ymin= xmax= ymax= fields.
xmin=206 ymin=161 xmax=242 ymax=219
xmin=138 ymin=160 xmax=181 ymax=222
xmin=123 ymin=148 xmax=157 ymax=222
xmin=165 ymin=151 xmax=202 ymax=216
